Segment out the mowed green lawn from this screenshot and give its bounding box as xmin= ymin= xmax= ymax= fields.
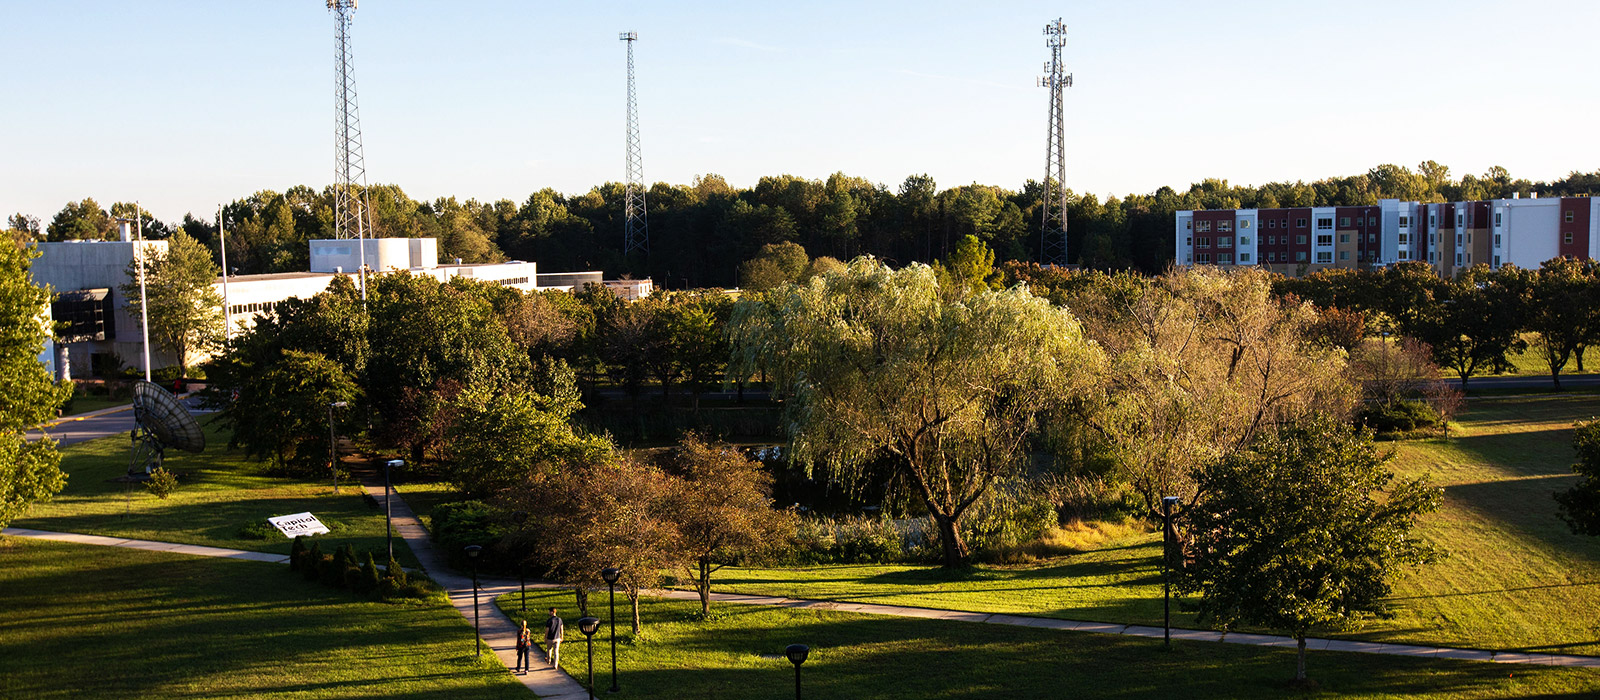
xmin=15 ymin=425 xmax=422 ymax=569
xmin=707 ymin=395 xmax=1600 ymax=656
xmin=1372 ymin=394 xmax=1600 ymax=655
xmin=494 ymin=589 xmax=1597 ymax=700
xmin=0 ymin=537 xmax=523 ymax=699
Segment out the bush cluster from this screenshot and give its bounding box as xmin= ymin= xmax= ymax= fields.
xmin=287 ymin=536 xmax=434 ymax=602
xmin=783 ymin=516 xmax=931 ymax=565
xmin=1357 ymin=399 xmax=1444 ymax=435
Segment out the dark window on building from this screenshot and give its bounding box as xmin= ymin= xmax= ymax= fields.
xmin=52 ymin=289 xmax=114 ymax=342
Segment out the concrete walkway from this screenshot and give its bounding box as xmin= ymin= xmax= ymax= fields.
xmin=642 ymin=589 xmax=1600 ymax=669
xmin=2 ymin=527 xmax=288 ymax=563
xmin=361 ymin=478 xmax=592 ymax=700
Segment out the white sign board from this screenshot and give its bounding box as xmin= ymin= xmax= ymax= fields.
xmin=267 ymin=512 xmax=331 ymax=538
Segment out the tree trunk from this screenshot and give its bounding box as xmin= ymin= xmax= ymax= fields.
xmin=697 ymin=556 xmax=713 ymax=615
xmin=574 ymin=587 xmax=589 ymax=617
xmin=1295 ymin=635 xmax=1308 ymax=682
xmin=1578 ymin=346 xmax=1587 ymax=372
xmin=628 ymin=590 xmax=642 ymax=634
xmin=933 ymin=514 xmax=969 ymax=568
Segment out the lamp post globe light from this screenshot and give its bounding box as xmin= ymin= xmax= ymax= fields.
xmin=601 ymin=567 xmax=622 ymax=693
xmin=384 ymin=459 xmax=403 ymax=561
xmin=1161 ymin=495 xmax=1180 ymax=649
xmin=578 ymin=616 xmax=602 ymax=700
xmin=464 ymin=544 xmax=483 ymax=657
xmin=326 ymin=401 xmax=349 ymax=494
xmin=785 ymin=644 xmax=809 ymax=700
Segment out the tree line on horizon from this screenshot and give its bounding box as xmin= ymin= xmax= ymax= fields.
xmin=9 ymin=161 xmax=1600 ymax=284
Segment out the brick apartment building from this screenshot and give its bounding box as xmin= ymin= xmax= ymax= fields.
xmin=1175 ymin=194 xmax=1600 ymax=276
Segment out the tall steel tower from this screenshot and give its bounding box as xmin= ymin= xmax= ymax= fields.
xmin=1038 ymin=18 xmax=1073 ymax=267
xmin=620 ymin=31 xmax=649 ymax=255
xmin=330 ymin=0 xmax=372 ymax=298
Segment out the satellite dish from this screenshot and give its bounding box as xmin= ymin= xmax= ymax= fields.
xmin=128 ymin=381 xmax=205 ymax=476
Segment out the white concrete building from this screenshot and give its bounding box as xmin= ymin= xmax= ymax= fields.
xmin=30 ymin=236 xmax=642 ymax=378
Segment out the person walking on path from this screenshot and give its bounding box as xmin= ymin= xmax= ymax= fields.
xmin=515 ymin=620 xmax=532 ymax=674
xmin=544 ymin=608 xmax=565 ymax=669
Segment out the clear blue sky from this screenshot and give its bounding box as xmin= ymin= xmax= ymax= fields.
xmin=5 ymin=0 xmax=1598 ymax=224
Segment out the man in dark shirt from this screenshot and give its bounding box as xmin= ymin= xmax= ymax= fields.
xmin=544 ymin=607 xmax=565 ymax=668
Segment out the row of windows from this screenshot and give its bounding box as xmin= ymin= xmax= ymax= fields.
xmin=493 ymin=277 xmax=530 ymax=286
xmin=1336 ymin=216 xmax=1379 ymax=227
xmin=228 ymin=301 xmax=278 ymax=316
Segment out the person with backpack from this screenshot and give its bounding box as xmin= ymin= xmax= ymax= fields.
xmin=544 ymin=608 xmax=565 ymax=669
xmin=515 ymin=620 xmax=531 ymax=674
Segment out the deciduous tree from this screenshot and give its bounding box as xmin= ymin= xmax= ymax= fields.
xmin=1555 ymin=419 xmax=1600 ymax=537
xmin=0 ymin=244 xmax=70 ymax=528
xmin=731 ymin=258 xmax=1103 ymax=566
xmin=662 ymin=435 xmax=793 ymax=615
xmin=120 ymin=231 xmax=224 ymax=377
xmin=1179 ymin=414 xmax=1441 ymax=683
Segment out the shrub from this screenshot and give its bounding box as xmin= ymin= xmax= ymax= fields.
xmin=1358 ymin=399 xmax=1442 ymax=435
xmin=384 ymin=554 xmax=407 ymax=586
xmin=144 ymin=468 xmax=179 ymax=499
xmin=379 ymin=577 xmax=443 ymax=603
xmin=303 ymin=543 xmax=324 ymax=582
xmin=317 ymin=552 xmax=344 ymax=588
xmin=355 ymin=553 xmax=381 ymax=594
xmin=238 ymin=520 xmax=277 ymax=540
xmin=782 ymin=515 xmax=931 ymax=565
xmin=289 ymin=536 xmax=306 ymax=571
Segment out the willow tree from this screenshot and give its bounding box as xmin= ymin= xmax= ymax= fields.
xmin=1080 ymin=267 xmax=1355 ymax=518
xmin=730 ymin=257 xmax=1103 ymax=566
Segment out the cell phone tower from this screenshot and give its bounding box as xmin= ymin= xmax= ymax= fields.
xmin=330 ymin=0 xmax=372 ymax=300
xmin=620 ymin=31 xmax=649 ymax=256
xmin=1038 ymin=18 xmax=1073 ymax=267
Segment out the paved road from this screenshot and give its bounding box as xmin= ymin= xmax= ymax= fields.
xmin=27 ymin=395 xmax=212 ymax=448
xmin=1445 ymin=373 xmax=1600 ymax=392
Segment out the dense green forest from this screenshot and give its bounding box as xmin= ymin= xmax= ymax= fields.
xmin=10 ymin=162 xmax=1600 ymax=284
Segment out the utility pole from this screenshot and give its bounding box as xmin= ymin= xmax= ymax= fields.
xmin=621 ymin=31 xmax=649 ymax=257
xmin=330 ymin=0 xmax=372 ymax=302
xmin=218 ymin=204 xmax=232 ymax=347
xmin=1038 ymin=18 xmax=1073 ymax=267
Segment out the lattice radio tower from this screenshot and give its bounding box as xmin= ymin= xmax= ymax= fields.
xmin=330 ymin=0 xmax=372 ymax=299
xmin=621 ymin=31 xmax=649 ymax=255
xmin=1037 ymin=18 xmax=1073 ymax=267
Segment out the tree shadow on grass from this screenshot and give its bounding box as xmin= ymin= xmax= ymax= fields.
xmin=0 ymin=540 xmax=513 ymax=700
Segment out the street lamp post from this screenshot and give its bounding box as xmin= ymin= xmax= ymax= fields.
xmin=327 ymin=401 xmax=348 ymax=494
xmin=785 ymin=644 xmax=809 ymax=700
xmin=579 ymin=616 xmax=602 ymax=700
xmin=465 ymin=544 xmax=483 ymax=657
xmin=385 ymin=459 xmax=403 ymax=561
xmin=512 ymin=511 xmax=529 ymax=613
xmin=1161 ymin=495 xmax=1180 ymax=649
xmin=601 ymin=567 xmax=621 ymax=693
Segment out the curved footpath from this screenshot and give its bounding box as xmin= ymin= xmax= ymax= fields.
xmin=8 ymin=488 xmax=1599 ymax=699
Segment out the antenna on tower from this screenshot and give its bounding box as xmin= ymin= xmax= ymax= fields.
xmin=1038 ymin=18 xmax=1072 ymax=267
xmin=620 ymin=31 xmax=649 ymax=256
xmin=329 ymin=0 xmax=372 ymax=301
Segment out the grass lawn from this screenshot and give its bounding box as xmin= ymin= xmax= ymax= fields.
xmin=494 ymin=589 xmax=1597 ymax=700
xmin=705 ymin=395 xmax=1600 ymax=656
xmin=0 ymin=537 xmax=523 ymax=699
xmin=14 ymin=424 xmax=422 ymax=570
xmin=1496 ymin=335 xmax=1597 ymax=378
xmin=60 ymin=395 xmax=130 ymax=416
xmin=1371 ymin=394 xmax=1600 ymax=655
